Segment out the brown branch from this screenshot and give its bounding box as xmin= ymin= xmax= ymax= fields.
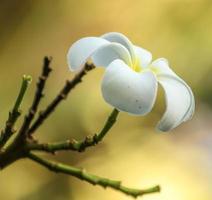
xmin=0 ymin=57 xmax=52 ymax=166
xmin=28 ymin=57 xmax=52 ymax=124
xmin=18 ymin=57 xmax=52 ymax=139
xmin=28 ymin=63 xmax=95 ymax=135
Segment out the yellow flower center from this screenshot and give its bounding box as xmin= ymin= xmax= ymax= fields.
xmin=132 ymin=58 xmax=142 ymax=72
xmin=131 ymin=57 xmax=160 ymax=75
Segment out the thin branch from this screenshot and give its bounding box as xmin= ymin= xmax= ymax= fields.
xmin=28 ymin=63 xmax=95 ymax=135
xmin=18 ymin=57 xmax=52 ymax=139
xmin=27 ymin=109 xmax=119 ymax=153
xmin=28 ymin=152 xmax=160 ymax=198
xmin=0 ymin=75 xmax=32 ymax=149
xmin=27 ymin=56 xmax=52 ymax=128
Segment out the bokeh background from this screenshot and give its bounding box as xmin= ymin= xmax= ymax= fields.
xmin=0 ymin=0 xmax=212 ymax=199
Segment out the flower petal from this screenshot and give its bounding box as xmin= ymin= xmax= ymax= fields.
xmin=101 ymin=32 xmax=136 ymax=62
xmin=156 ymin=75 xmax=194 ymax=132
xmin=150 ymin=58 xmax=177 ymax=76
xmin=67 ymin=37 xmax=109 ymax=71
xmin=134 ymin=45 xmax=152 ymax=68
xmin=91 ymin=42 xmax=132 ymax=67
xmin=101 ymin=59 xmax=158 ymax=115
xmin=151 ymin=58 xmax=195 ymax=130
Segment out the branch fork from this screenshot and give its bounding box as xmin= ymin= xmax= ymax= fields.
xmin=0 ymin=57 xmax=160 ymax=198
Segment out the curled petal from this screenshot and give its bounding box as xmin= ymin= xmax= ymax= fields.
xmin=67 ymin=37 xmax=132 ymax=71
xmin=134 ymin=46 xmax=152 ymax=68
xmin=152 ymin=58 xmax=195 ymax=122
xmin=91 ymin=43 xmax=132 ymax=67
xmin=151 ymin=58 xmax=195 ymax=131
xmin=156 ymin=74 xmax=195 ymax=132
xmin=101 ymin=32 xmax=136 ymax=62
xmin=101 ymin=59 xmax=158 ymax=115
xmin=67 ymin=37 xmax=109 ymax=71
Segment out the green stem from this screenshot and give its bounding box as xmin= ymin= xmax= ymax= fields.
xmin=95 ymin=108 xmax=119 ymax=142
xmin=13 ymin=75 xmax=32 ymax=112
xmin=0 ymin=75 xmax=32 ymax=149
xmin=28 ymin=152 xmax=160 ymax=198
xmin=27 ymin=109 xmax=119 ymax=153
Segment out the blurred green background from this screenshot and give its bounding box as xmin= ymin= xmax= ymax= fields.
xmin=0 ymin=0 xmax=212 ymax=199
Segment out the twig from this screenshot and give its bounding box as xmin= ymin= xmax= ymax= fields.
xmin=28 ymin=152 xmax=160 ymax=198
xmin=18 ymin=57 xmax=52 ymax=138
xmin=27 ymin=109 xmax=119 ymax=153
xmin=0 ymin=57 xmax=161 ymax=198
xmin=0 ymin=75 xmax=32 ymax=149
xmin=28 ymin=63 xmax=95 ymax=135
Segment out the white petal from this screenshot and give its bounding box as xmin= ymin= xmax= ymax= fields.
xmin=157 ymin=75 xmax=194 ymax=131
xmin=101 ymin=59 xmax=158 ymax=115
xmin=134 ymin=45 xmax=152 ymax=68
xmin=67 ymin=37 xmax=109 ymax=71
xmin=151 ymin=58 xmax=195 ymax=131
xmin=91 ymin=42 xmax=132 ymax=67
xmin=156 ymin=74 xmax=195 ymax=132
xmin=101 ymin=32 xmax=136 ymax=62
xmin=150 ymin=58 xmax=177 ymax=76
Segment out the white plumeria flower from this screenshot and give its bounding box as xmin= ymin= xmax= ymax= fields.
xmin=67 ymin=32 xmax=195 ymax=132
